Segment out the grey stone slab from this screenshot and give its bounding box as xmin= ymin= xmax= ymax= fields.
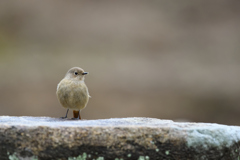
xmin=0 ymin=116 xmax=240 ymax=160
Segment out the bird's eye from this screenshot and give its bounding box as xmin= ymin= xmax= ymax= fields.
xmin=74 ymin=72 xmax=78 ymax=75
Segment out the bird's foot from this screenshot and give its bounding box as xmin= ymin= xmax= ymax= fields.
xmin=71 ymin=117 xmax=81 ymax=120
xmin=60 ymin=116 xmax=67 ymax=119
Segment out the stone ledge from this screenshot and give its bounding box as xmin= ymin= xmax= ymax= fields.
xmin=0 ymin=116 xmax=240 ymax=160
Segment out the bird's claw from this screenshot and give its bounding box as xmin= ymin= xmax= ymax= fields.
xmin=71 ymin=118 xmax=80 ymax=120
xmin=60 ymin=117 xmax=67 ymax=119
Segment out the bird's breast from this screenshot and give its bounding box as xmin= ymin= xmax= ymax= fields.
xmin=57 ymin=79 xmax=89 ymax=109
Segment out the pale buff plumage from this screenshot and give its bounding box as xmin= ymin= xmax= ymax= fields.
xmin=56 ymin=67 xmax=90 ymax=119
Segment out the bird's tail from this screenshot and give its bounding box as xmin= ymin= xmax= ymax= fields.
xmin=73 ymin=110 xmax=81 ymax=119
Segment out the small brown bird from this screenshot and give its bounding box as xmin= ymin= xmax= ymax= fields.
xmin=56 ymin=67 xmax=90 ymax=120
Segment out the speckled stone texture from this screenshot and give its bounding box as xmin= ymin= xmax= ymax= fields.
xmin=0 ymin=116 xmax=240 ymax=160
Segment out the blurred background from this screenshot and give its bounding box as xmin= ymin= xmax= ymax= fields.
xmin=0 ymin=0 xmax=240 ymax=125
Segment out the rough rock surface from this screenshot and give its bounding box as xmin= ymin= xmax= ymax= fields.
xmin=0 ymin=116 xmax=240 ymax=160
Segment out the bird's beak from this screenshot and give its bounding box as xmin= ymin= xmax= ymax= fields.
xmin=82 ymin=72 xmax=88 ymax=75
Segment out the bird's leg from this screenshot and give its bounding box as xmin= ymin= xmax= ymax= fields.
xmin=61 ymin=109 xmax=69 ymax=119
xmin=78 ymin=111 xmax=82 ymax=120
xmin=72 ymin=110 xmax=81 ymax=120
